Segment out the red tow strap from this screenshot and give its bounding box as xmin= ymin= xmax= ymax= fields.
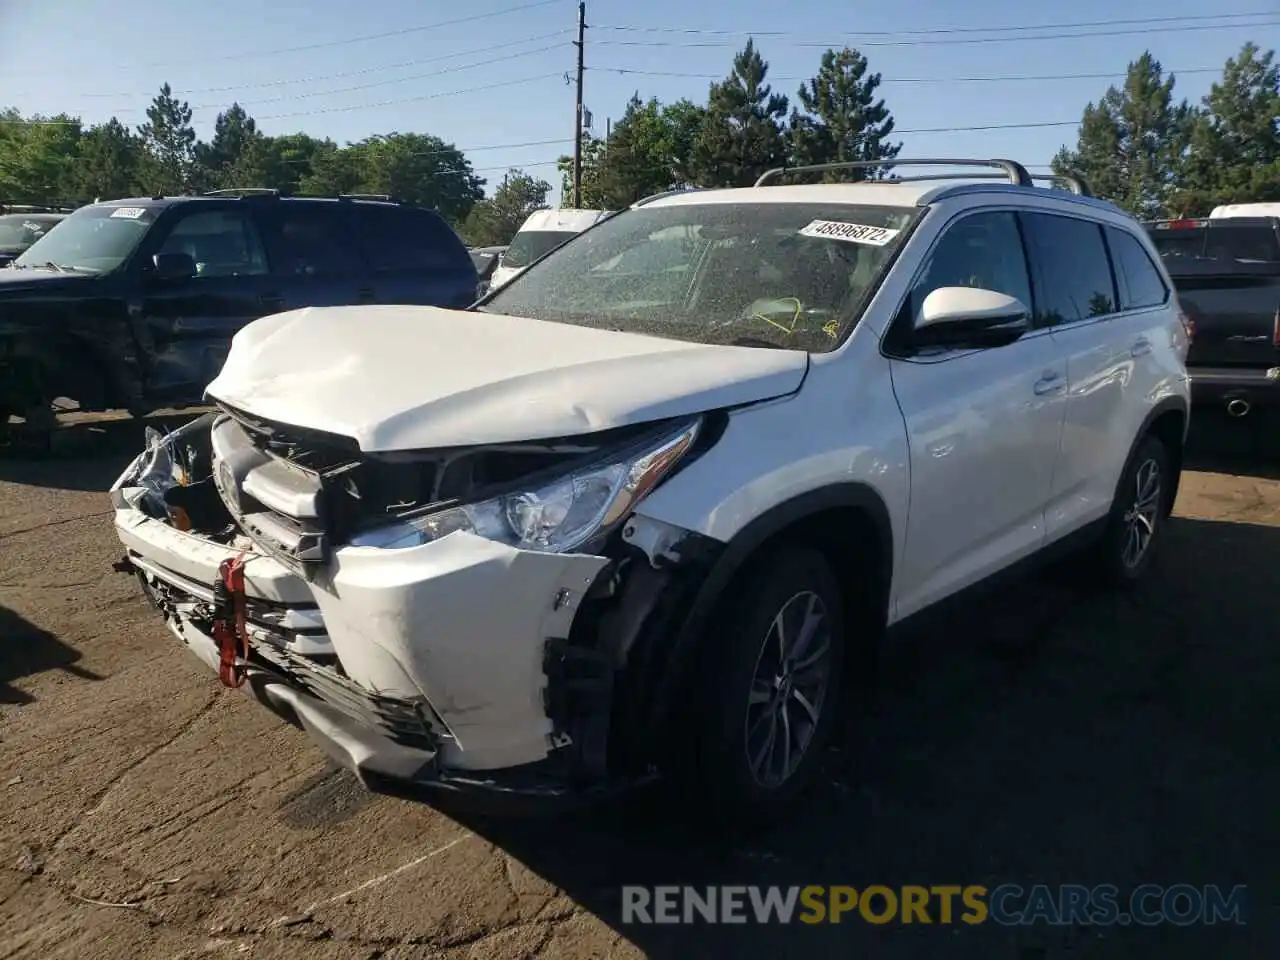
xmin=211 ymin=554 xmax=250 ymax=688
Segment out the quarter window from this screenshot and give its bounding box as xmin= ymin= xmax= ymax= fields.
xmin=1107 ymin=227 xmax=1168 ymax=309
xmin=157 ymin=210 xmax=268 ymax=278
xmin=908 ymin=211 xmax=1033 ymax=321
xmin=1021 ymin=212 xmax=1116 ymax=325
xmin=272 ymin=205 xmax=356 ymax=278
xmin=355 ymin=206 xmax=467 ymax=273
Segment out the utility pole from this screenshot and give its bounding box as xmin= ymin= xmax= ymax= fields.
xmin=572 ymin=1 xmax=585 ymax=209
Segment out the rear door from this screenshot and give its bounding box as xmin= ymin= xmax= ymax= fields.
xmin=258 ymin=201 xmax=367 ymax=310
xmin=352 ymin=204 xmax=478 ymax=308
xmin=1148 ymin=219 xmax=1280 ymax=370
xmin=134 ymin=205 xmax=276 ymax=404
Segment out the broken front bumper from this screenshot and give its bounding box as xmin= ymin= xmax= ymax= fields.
xmin=110 ymin=433 xmax=620 ymax=806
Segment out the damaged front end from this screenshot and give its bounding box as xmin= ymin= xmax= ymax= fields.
xmin=110 ymin=405 xmax=723 ymax=809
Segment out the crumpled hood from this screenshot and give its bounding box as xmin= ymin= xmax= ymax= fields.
xmin=206 ymin=304 xmax=809 ymax=451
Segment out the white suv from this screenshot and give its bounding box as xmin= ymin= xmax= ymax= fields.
xmin=109 ymin=158 xmax=1190 ymax=827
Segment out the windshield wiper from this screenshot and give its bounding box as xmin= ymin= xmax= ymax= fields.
xmin=35 ymin=261 xmax=74 ymax=273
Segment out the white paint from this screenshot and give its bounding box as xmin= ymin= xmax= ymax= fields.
xmin=304 ymin=834 xmax=472 ymax=913
xmin=797 ymin=219 xmax=900 ymax=245
xmin=206 ymin=305 xmax=808 ymax=452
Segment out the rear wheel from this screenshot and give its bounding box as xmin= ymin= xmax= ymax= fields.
xmin=682 ymin=546 xmax=847 ymax=830
xmin=1081 ymin=434 xmax=1171 ymax=585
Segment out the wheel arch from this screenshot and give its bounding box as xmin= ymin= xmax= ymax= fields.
xmin=1134 ymin=396 xmax=1189 ymax=516
xmin=642 ymin=482 xmax=895 ymax=738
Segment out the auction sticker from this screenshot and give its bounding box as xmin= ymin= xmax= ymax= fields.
xmin=798 ymin=219 xmax=900 ymax=246
xmin=110 ymin=207 xmax=148 ymax=219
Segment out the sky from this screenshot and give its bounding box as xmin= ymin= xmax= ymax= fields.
xmin=1 ymin=0 xmax=1277 ymax=205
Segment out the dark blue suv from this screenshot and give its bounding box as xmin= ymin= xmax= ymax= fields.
xmin=0 ymin=190 xmax=478 ymax=438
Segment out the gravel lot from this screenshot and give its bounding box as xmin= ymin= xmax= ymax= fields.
xmin=1 ymin=412 xmax=1276 ymax=959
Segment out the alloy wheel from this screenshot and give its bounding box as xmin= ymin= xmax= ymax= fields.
xmin=1121 ymin=457 xmax=1162 ymax=569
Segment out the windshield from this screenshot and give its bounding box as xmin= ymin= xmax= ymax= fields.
xmin=480 ymin=202 xmax=917 ymax=352
xmin=12 ymin=204 xmax=157 ymax=273
xmin=1149 ymin=224 xmax=1280 ymax=264
xmin=502 ymin=229 xmax=581 ymax=269
xmin=0 ymin=215 xmax=62 ymax=250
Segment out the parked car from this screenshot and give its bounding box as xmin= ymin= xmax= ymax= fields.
xmin=468 ymin=244 xmax=507 ymax=297
xmin=487 ymin=207 xmax=610 ymax=290
xmin=1146 ymin=210 xmax=1280 ymax=418
xmin=0 ymin=212 xmax=66 ymax=268
xmin=110 ymin=158 xmax=1189 ymax=828
xmin=0 ymin=190 xmax=478 ymax=440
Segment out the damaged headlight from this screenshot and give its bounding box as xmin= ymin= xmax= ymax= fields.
xmin=351 ymin=418 xmax=701 ymax=553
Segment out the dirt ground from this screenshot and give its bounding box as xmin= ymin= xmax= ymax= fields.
xmin=1 ymin=411 xmax=1276 ymax=959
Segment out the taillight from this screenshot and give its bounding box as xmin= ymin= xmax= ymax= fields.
xmin=1158 ymin=218 xmax=1208 ymax=230
xmin=1180 ymin=310 xmax=1196 ymax=346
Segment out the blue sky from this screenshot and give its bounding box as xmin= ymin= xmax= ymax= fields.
xmin=2 ymin=1 xmax=1276 ymax=203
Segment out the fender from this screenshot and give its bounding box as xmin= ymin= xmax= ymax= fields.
xmin=642 ymin=482 xmax=894 ymax=736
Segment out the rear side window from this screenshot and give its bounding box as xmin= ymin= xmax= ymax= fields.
xmin=355 ymin=205 xmax=469 ymax=273
xmin=270 ymin=204 xmax=358 ymax=278
xmin=1106 ymin=228 xmax=1168 ymax=309
xmin=1021 ymin=212 xmax=1116 ymax=324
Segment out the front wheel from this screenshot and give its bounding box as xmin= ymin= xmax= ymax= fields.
xmin=682 ymin=546 xmax=847 ymax=830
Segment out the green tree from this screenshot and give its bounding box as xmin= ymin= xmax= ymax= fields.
xmin=74 ymin=119 xmax=144 ymax=200
xmin=693 ymin=39 xmax=789 ymax=187
xmin=137 ymin=83 xmax=199 ymax=194
xmin=0 ymin=112 xmax=82 ymax=204
xmin=196 ymin=103 xmax=261 ymax=183
xmin=557 ymin=134 xmax=610 ymax=208
xmin=1052 ymin=52 xmax=1193 ymax=219
xmin=787 ymin=47 xmax=900 ymax=181
xmin=1173 ymin=43 xmax=1280 ymax=214
xmin=459 ymin=169 xmax=551 ymax=245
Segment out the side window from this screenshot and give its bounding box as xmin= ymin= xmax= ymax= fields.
xmin=157 ymin=209 xmax=268 ymax=278
xmin=356 ymin=206 xmax=466 ymax=273
xmin=1021 ymin=212 xmax=1116 ymax=325
xmin=270 ymin=205 xmax=357 ymax=279
xmin=908 ymin=211 xmax=1033 ymax=320
xmin=1107 ymin=227 xmax=1169 ymax=310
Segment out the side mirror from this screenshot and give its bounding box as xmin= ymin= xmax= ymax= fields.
xmin=151 ymin=252 xmax=196 ymax=280
xmin=912 ymin=286 xmax=1030 ymax=349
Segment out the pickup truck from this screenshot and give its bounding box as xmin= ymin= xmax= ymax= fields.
xmin=1146 ymin=214 xmax=1280 ymax=418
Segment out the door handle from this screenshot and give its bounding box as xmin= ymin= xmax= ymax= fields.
xmin=1130 ymin=337 xmax=1152 ymax=357
xmin=1033 ymin=370 xmax=1064 ymax=396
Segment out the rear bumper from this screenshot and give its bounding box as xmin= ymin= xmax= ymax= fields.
xmin=1189 ymin=366 xmax=1280 ymax=409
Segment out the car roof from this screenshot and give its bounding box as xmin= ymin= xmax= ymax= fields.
xmin=90 ymin=195 xmax=415 ymax=211
xmin=638 ymin=180 xmax=1126 ymax=218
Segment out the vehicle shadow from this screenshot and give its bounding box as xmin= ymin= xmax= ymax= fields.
xmin=1184 ymin=408 xmax=1280 ymax=481
xmin=0 ymin=605 xmax=103 ymax=706
xmin=0 ymin=411 xmax=205 ymax=492
xmin=442 ymin=515 xmax=1275 ymax=957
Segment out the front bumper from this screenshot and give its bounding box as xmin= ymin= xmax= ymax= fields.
xmin=111 ymin=433 xmax=624 ymax=805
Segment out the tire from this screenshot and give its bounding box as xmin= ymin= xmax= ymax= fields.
xmin=681 ymin=546 xmax=848 ymax=831
xmin=1083 ymin=433 xmax=1172 ymax=586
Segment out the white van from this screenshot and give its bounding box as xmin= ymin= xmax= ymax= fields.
xmin=489 ymin=207 xmax=610 ymax=289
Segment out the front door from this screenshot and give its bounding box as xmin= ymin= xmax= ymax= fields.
xmin=134 ymin=206 xmax=276 ymax=406
xmin=887 ymin=209 xmax=1068 ymax=619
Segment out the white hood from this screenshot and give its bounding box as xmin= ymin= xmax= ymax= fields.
xmin=206 ymin=305 xmax=808 ymax=451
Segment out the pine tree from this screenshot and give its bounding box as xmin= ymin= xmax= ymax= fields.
xmin=693 ymin=40 xmax=789 ymax=187
xmin=788 ymin=47 xmax=901 ymax=182
xmin=137 ymin=83 xmax=198 ymax=195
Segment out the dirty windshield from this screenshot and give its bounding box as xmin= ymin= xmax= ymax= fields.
xmin=11 ymin=204 xmax=157 ymax=273
xmin=481 ymin=202 xmax=917 ymax=351
xmin=501 ymin=229 xmax=580 ymax=268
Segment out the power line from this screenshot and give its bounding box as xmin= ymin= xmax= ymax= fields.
xmin=65 ymin=32 xmax=573 ymax=100
xmin=593 ymin=18 xmax=1280 ymax=49
xmin=592 ymin=65 xmax=1223 ymax=84
xmin=0 ymin=0 xmax=568 ymax=77
xmin=592 ymin=10 xmax=1273 ymax=38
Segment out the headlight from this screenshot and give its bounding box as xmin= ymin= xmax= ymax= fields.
xmin=351 ymin=418 xmax=701 ymax=553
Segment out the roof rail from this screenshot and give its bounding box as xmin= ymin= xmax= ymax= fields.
xmin=338 ymin=193 xmax=396 ymax=202
xmin=204 ymin=187 xmax=280 ymax=198
xmin=754 ymin=158 xmax=1035 ymax=189
xmin=632 ymin=186 xmax=701 ymax=208
xmin=885 ymin=170 xmax=1093 ymax=197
